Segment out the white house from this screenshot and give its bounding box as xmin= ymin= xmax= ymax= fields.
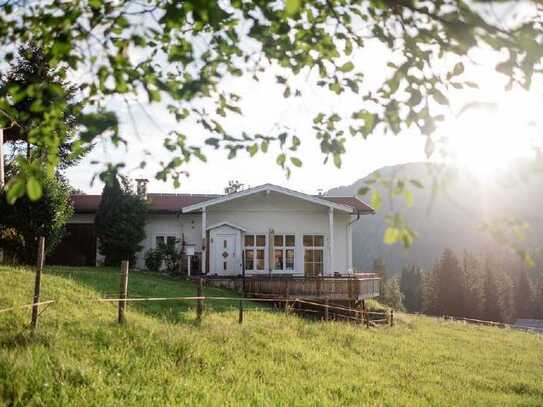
xmin=51 ymin=183 xmax=374 ymax=277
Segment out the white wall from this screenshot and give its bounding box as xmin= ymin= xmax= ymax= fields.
xmin=203 ymin=191 xmax=352 ymax=275
xmin=67 ymin=191 xmax=353 ymax=274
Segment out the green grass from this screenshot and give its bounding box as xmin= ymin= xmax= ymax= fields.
xmin=1 ymin=266 xmax=542 ymax=406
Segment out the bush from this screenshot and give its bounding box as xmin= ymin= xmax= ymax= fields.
xmin=144 ymin=249 xmax=163 ymax=272
xmin=0 ymin=175 xmax=74 ymax=264
xmin=159 ymin=241 xmax=182 ymax=274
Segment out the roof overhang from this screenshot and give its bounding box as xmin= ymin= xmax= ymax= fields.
xmin=207 ymin=221 xmax=247 ymax=232
xmin=182 ymin=183 xmax=355 ymax=214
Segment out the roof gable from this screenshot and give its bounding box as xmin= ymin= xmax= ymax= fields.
xmin=182 ymin=183 xmax=371 ymax=214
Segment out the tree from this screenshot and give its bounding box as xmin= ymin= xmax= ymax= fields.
xmin=0 ymin=174 xmax=73 ymax=264
xmin=462 ymin=252 xmax=484 ymax=319
xmin=399 ymin=265 xmax=423 ymax=312
xmin=381 ymin=278 xmax=405 ymax=311
xmin=483 ymin=267 xmax=502 ymax=323
xmin=94 ymin=177 xmax=148 ymax=266
xmin=514 ymin=270 xmax=535 ymax=319
xmin=431 ymin=249 xmax=466 ymax=317
xmin=1 ymin=1 xmax=541 ymax=212
xmin=0 ymin=44 xmax=92 ymax=174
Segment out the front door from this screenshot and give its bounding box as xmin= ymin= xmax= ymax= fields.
xmin=213 ymin=233 xmax=237 ymax=275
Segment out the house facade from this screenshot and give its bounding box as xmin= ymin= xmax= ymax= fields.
xmin=54 ymin=184 xmax=374 ymax=277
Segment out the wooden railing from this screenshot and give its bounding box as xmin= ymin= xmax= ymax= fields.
xmin=243 ymin=274 xmax=380 ymax=300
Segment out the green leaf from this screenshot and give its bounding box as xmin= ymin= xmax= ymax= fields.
xmin=383 ymin=227 xmax=400 ymax=245
xmin=370 ymin=190 xmax=382 ymax=210
xmin=333 ymin=154 xmax=341 ymax=168
xmin=26 ymin=177 xmax=43 ymax=201
xmin=285 ymin=0 xmax=301 ymax=16
xmin=248 ymin=144 xmax=258 ymax=157
xmin=276 ymin=153 xmax=286 ymax=167
xmin=6 ymin=178 xmax=26 ymax=204
xmin=357 ymin=186 xmax=370 ymax=196
xmin=339 ymin=62 xmax=354 ymax=73
xmin=290 ymin=157 xmax=302 ymax=167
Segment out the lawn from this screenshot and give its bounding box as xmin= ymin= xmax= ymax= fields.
xmin=1 ymin=265 xmax=542 ymax=406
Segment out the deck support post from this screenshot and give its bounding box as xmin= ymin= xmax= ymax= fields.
xmin=238 ymin=300 xmax=243 ymax=324
xmin=328 ymin=208 xmax=334 ymax=275
xmin=324 ymin=297 xmax=329 ymax=321
xmin=201 ymin=207 xmax=207 ymax=275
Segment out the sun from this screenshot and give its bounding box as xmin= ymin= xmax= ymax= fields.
xmin=439 ymin=92 xmax=541 ymax=177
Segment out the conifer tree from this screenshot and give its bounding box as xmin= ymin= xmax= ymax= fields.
xmin=95 ymin=177 xmax=148 ymax=266
xmin=400 ymin=265 xmax=424 ymax=312
xmin=515 ymin=270 xmax=535 ymax=319
xmin=483 ymin=267 xmax=502 ymax=322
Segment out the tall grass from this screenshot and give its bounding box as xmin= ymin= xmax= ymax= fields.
xmin=1 ymin=266 xmax=542 ymax=406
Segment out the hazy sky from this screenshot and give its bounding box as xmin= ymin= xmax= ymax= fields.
xmin=64 ymin=4 xmax=543 ymax=196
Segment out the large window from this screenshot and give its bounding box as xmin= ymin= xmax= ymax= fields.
xmin=273 ymin=234 xmax=295 ymax=272
xmin=303 ymin=235 xmax=324 ymax=277
xmin=156 ymin=235 xmax=177 ymax=249
xmin=244 ymin=234 xmax=266 ymax=271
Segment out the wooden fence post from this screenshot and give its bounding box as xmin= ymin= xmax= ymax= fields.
xmin=324 ymin=297 xmax=329 ymax=321
xmin=30 ymin=236 xmax=45 ymax=330
xmin=390 ymin=309 xmax=394 ymax=327
xmin=284 ymin=280 xmax=289 ymax=316
xmin=196 ymin=278 xmax=204 ymax=321
xmin=358 ymin=300 xmax=364 ymax=325
xmin=238 ymin=300 xmax=243 ymax=324
xmin=118 ymin=260 xmax=129 ymax=324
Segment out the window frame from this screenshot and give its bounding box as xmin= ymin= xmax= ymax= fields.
xmin=272 ymin=233 xmax=296 ymax=272
xmin=303 ymin=234 xmax=325 ymax=277
xmin=155 ymin=234 xmax=178 ymax=250
xmin=243 ymin=233 xmax=267 ymax=272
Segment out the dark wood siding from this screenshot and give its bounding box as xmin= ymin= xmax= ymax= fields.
xmin=48 ymin=223 xmax=97 ymax=266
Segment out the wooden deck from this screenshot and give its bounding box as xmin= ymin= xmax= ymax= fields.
xmin=205 ymin=274 xmax=380 ymax=301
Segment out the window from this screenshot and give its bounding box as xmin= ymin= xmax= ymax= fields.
xmin=155 ymin=235 xmax=177 ymax=249
xmin=303 ymin=235 xmax=324 ymax=277
xmin=244 ymin=234 xmax=266 ymax=271
xmin=273 ymin=234 xmax=295 ymax=271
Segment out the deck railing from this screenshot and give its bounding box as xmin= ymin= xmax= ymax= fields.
xmin=243 ymin=274 xmax=380 ymax=300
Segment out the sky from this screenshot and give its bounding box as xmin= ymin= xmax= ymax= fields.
xmin=61 ymin=2 xmax=542 ymax=196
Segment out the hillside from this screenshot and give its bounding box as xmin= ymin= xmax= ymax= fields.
xmin=1 ymin=266 xmax=542 ymax=406
xmin=328 ymin=162 xmax=543 ymax=273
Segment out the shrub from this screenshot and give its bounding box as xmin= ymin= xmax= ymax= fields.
xmin=144 ymin=248 xmax=163 ymax=272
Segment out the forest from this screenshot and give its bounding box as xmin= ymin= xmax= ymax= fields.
xmin=377 ymin=249 xmax=543 ymax=323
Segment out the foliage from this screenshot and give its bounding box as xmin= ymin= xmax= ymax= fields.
xmin=515 ymin=270 xmax=535 ymax=319
xmin=1 ymin=265 xmax=543 ymax=405
xmin=1 ymin=1 xmax=542 ymax=206
xmin=94 ymin=177 xmax=148 ymax=266
xmin=144 ymin=248 xmax=163 ymax=272
xmin=0 ymin=174 xmax=73 ymax=264
xmin=143 ymin=241 xmax=182 ymax=274
xmin=399 ymin=265 xmax=423 ymax=312
xmin=416 ymin=248 xmax=543 ymax=323
xmin=0 ymin=44 xmax=93 ymax=171
xmin=380 ymin=278 xmax=404 ymax=311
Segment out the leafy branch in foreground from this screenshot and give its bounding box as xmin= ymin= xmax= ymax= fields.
xmin=0 ymin=0 xmax=541 ymax=202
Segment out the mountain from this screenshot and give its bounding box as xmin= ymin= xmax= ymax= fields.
xmin=328 ymin=161 xmax=543 ymax=274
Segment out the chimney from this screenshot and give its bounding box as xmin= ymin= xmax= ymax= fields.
xmin=135 ymin=178 xmax=149 ymax=198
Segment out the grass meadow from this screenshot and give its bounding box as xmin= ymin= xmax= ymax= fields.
xmin=1 ymin=266 xmax=542 ymax=406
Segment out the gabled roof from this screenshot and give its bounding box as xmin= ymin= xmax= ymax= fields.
xmin=182 ymin=183 xmax=374 ymax=215
xmin=70 ymin=185 xmax=374 ymax=215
